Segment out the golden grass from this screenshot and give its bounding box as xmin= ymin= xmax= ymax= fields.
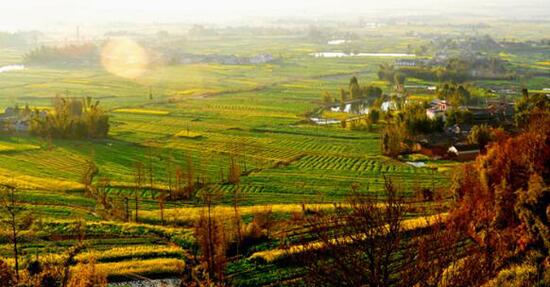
xmin=249 ymin=213 xmax=448 ymax=263
xmin=3 ymin=246 xmax=185 ymax=279
xmin=76 ymin=245 xmax=183 ymax=262
xmin=113 ymin=108 xmax=170 ymax=116
xmin=141 ymin=203 xmax=338 ymax=225
xmin=72 ymin=258 xmax=185 ymax=277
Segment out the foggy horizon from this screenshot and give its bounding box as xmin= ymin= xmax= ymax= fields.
xmin=1 ymin=0 xmax=549 ymax=31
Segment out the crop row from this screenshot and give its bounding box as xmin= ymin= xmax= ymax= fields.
xmin=76 ymin=244 xmax=184 ymax=263
xmin=294 ymin=155 xmax=434 ymax=174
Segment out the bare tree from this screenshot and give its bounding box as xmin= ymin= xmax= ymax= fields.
xmin=290 ymin=178 xmax=406 ymax=287
xmin=232 ymin=187 xmax=243 ymax=256
xmin=133 ymin=161 xmax=145 ymax=222
xmin=81 ymin=159 xmax=98 ymax=195
xmin=194 ymin=187 xmax=226 ymax=283
xmin=0 ymin=184 xmax=26 ymax=281
xmin=400 ymin=214 xmax=463 ymax=287
xmin=166 ymin=155 xmax=175 ymax=200
xmin=228 ymin=155 xmax=240 ymax=184
xmin=146 ymin=144 xmax=156 ymax=193
xmin=185 ymin=155 xmax=195 ymax=198
xmin=175 ymin=166 xmax=184 ymax=199
xmin=158 ymin=189 xmax=167 ymax=225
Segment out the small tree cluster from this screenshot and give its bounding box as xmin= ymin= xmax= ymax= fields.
xmin=31 ymin=97 xmax=109 ymax=139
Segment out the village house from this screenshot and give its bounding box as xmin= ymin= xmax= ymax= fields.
xmin=394 ymin=58 xmax=428 ymax=67
xmin=395 ymin=59 xmax=417 ymax=67
xmin=426 ymin=99 xmax=448 ymax=120
xmin=446 ymin=123 xmax=472 ymax=135
xmin=175 ymin=52 xmax=274 ymax=65
xmin=486 ymin=98 xmax=515 ymax=118
xmin=447 ymin=143 xmax=480 ymax=161
xmin=0 ymin=106 xmax=47 ymax=133
xmin=468 ymin=107 xmax=498 ymax=124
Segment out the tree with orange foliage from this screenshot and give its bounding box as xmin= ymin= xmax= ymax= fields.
xmin=0 ymin=260 xmax=16 ymax=287
xmin=448 ymin=111 xmax=549 ymax=284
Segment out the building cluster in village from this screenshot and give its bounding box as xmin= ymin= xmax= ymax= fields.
xmin=0 ymin=105 xmax=48 ymax=133
xmin=422 ymin=97 xmax=515 ymax=161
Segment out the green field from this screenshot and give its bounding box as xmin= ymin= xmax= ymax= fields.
xmin=0 ymin=20 xmax=548 ymax=285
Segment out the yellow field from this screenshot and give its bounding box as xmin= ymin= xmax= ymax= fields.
xmin=113 ymin=108 xmax=170 ymax=115
xmin=0 ymin=167 xmax=83 ymax=190
xmin=72 ymin=258 xmax=185 ymax=278
xmin=175 ymin=130 xmax=204 ymax=139
xmin=141 ymin=203 xmax=339 ymax=225
xmin=249 ymin=213 xmax=448 ymax=263
xmin=0 ymin=142 xmax=41 ymax=152
xmin=76 ymin=245 xmax=184 ymax=262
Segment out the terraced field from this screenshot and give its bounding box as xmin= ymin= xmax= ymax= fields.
xmin=0 ymin=215 xmax=195 ymax=279
xmin=4 ymin=30 xmax=530 ymax=285
xmin=0 ymin=58 xmax=451 ymax=203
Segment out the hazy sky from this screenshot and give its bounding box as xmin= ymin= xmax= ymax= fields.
xmin=0 ymin=0 xmax=548 ymax=31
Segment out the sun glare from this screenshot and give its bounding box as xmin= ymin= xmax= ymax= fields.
xmin=101 ymin=37 xmax=149 ymax=79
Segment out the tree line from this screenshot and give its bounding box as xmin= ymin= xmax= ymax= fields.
xmin=23 ymin=44 xmax=99 ymax=67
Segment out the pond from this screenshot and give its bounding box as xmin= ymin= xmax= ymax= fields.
xmin=406 ymin=161 xmax=426 ymax=168
xmin=310 ymin=99 xmax=397 ymax=125
xmin=327 ymin=39 xmax=349 ymax=45
xmin=310 ymin=52 xmax=415 ymax=58
xmin=0 ymin=64 xmax=25 ymax=73
xmin=381 ymin=101 xmax=397 ymax=111
xmin=309 ymin=117 xmax=341 ymax=125
xmin=309 ymin=100 xmax=370 ymax=125
xmin=330 ymin=101 xmax=370 ymax=115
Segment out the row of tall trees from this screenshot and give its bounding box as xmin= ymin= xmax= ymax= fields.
xmin=81 ymin=149 xmax=246 ymax=225
xmin=387 ymin=56 xmax=510 ymax=84
xmin=377 ymin=63 xmax=406 ymax=89
xmin=324 ymin=77 xmax=383 ymax=104
xmin=23 ymin=43 xmax=99 ymax=66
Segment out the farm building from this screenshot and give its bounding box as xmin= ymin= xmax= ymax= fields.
xmin=0 ymin=106 xmax=47 ymax=133
xmin=394 ymin=58 xmax=428 ymax=67
xmin=426 ymin=99 xmax=448 ymax=120
xmin=447 ymin=144 xmax=480 ymax=161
